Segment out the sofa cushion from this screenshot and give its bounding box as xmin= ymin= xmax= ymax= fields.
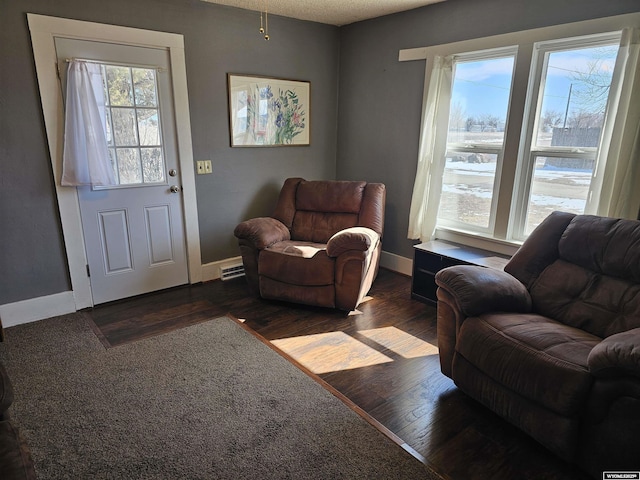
xmin=560 ymin=214 xmax=640 ymax=284
xmin=260 ymin=241 xmax=334 ymax=286
xmin=455 ymin=313 xmax=600 ymax=417
xmin=525 ymin=214 xmax=640 ymax=338
xmin=530 ymin=259 xmax=640 ymax=338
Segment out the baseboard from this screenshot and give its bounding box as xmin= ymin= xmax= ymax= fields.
xmin=0 ymin=291 xmax=76 ymax=328
xmin=380 ymin=250 xmax=413 ymax=276
xmin=206 ymin=252 xmax=414 ymax=279
xmin=201 ymin=256 xmax=244 ymax=282
xmin=1 ymin=253 xmax=412 ymax=327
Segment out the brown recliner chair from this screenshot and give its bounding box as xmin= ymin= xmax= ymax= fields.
xmin=234 ymin=177 xmax=385 ymax=311
xmin=435 ymin=211 xmax=640 ymax=478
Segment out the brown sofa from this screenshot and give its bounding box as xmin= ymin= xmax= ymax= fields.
xmin=435 ymin=211 xmax=640 ymax=478
xmin=234 ymin=178 xmax=385 ymax=311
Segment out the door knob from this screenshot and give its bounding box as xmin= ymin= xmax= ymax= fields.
xmin=170 ymin=185 xmax=181 ymax=193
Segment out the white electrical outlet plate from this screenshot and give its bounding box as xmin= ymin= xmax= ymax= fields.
xmin=196 ymin=160 xmax=212 ymax=175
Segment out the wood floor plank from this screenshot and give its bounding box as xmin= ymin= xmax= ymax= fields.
xmin=86 ymin=268 xmax=588 ymax=480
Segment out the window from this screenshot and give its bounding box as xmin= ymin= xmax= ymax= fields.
xmin=406 ymin=17 xmax=639 ymax=250
xmin=438 ymin=50 xmax=516 ymax=233
xmin=102 ymin=65 xmax=166 ymax=186
xmin=514 ymin=36 xmax=621 ymax=237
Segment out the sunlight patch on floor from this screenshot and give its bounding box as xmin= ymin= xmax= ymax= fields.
xmin=272 ymin=331 xmax=393 ymax=374
xmin=359 ymin=326 xmax=438 ymax=359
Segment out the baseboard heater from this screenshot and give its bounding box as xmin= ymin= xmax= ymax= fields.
xmin=220 ymin=262 xmax=245 ymax=281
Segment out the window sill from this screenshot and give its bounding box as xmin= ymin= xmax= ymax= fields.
xmin=434 ymin=227 xmax=522 ymax=257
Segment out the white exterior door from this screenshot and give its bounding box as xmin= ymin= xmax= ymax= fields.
xmin=55 ymin=38 xmax=188 ymax=305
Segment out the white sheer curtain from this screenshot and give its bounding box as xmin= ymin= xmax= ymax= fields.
xmin=62 ymin=60 xmax=116 ymax=186
xmin=587 ymin=27 xmax=640 ymax=219
xmin=407 ymin=55 xmax=453 ymax=241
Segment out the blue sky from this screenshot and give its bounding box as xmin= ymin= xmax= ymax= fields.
xmin=451 ymin=44 xmax=619 ymax=121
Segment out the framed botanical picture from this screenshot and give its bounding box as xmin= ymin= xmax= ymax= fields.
xmin=227 ymin=74 xmax=310 ymax=147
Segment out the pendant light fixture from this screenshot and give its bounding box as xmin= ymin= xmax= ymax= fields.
xmin=259 ymin=0 xmax=270 ymax=40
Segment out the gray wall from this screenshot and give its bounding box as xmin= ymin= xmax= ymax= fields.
xmin=0 ymin=0 xmax=339 ymax=305
xmin=336 ymin=0 xmax=640 ymax=259
xmin=2 ymin=0 xmax=639 ymax=307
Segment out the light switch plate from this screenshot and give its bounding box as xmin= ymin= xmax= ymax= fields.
xmin=196 ymin=160 xmax=206 ymax=174
xmin=204 ymin=160 xmax=212 ymax=174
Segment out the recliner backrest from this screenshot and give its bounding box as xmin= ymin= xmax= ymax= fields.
xmin=272 ymin=178 xmax=385 ymax=243
xmin=506 ymin=211 xmax=640 ymax=338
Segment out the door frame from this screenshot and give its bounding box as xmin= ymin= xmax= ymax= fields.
xmin=28 ymin=14 xmax=202 ymax=309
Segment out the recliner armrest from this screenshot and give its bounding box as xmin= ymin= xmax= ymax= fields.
xmin=326 ymin=227 xmax=379 ymax=258
xmin=233 ymin=217 xmax=290 ymax=250
xmin=435 ymin=265 xmax=532 ymax=317
xmin=588 ymin=327 xmax=640 ymax=379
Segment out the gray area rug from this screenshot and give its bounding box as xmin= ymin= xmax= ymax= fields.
xmin=0 ymin=314 xmax=441 ymax=479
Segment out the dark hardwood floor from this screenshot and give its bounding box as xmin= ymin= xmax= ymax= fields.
xmin=88 ymin=269 xmax=589 ymax=480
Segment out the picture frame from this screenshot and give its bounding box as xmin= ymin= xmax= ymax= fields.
xmin=227 ymin=74 xmax=310 ymax=147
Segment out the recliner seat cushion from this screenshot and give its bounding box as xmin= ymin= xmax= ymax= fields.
xmin=260 ymin=241 xmax=334 ymax=286
xmin=454 ymin=313 xmax=600 ymax=416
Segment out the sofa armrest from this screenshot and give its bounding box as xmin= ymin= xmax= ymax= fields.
xmin=233 ymin=217 xmax=290 ymax=250
xmin=435 ymin=265 xmax=532 ymax=317
xmin=588 ymin=327 xmax=640 ymax=379
xmin=326 ymin=227 xmax=379 ymax=258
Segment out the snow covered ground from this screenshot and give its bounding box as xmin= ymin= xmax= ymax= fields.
xmin=440 ymin=159 xmax=592 ymax=231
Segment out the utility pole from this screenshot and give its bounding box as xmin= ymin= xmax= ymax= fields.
xmin=562 ymin=83 xmax=573 ymax=129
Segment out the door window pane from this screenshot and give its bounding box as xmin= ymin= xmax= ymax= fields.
xmin=111 ymin=108 xmax=138 ymax=146
xmin=116 ymin=148 xmax=142 ymax=184
xmin=141 ymin=148 xmax=164 ymax=183
xmin=106 ymin=66 xmax=134 ymax=106
xmin=137 ymin=109 xmax=161 ymax=146
xmin=132 ymin=68 xmax=158 ymax=107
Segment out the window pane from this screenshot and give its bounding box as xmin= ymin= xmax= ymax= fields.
xmin=137 ymin=109 xmax=161 ymax=146
xmin=141 ymin=148 xmax=164 ymax=183
xmin=447 ymin=56 xmax=514 ymax=146
xmin=105 ymin=109 xmax=114 ymax=146
xmin=524 ymin=155 xmax=591 ymax=234
xmin=132 ymin=68 xmax=158 ymax=107
xmin=438 ymin=54 xmax=514 ymax=231
xmin=440 ymin=151 xmax=498 ymax=229
xmin=112 ymin=108 xmax=138 ymax=146
xmin=116 ymin=148 xmax=142 ymax=184
xmin=535 ymin=45 xmax=618 ymax=148
xmin=108 ymin=148 xmax=119 ymax=183
xmin=106 ymin=66 xmax=133 ymax=106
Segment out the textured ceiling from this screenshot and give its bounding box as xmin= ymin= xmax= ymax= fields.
xmin=201 ymin=0 xmax=447 ymax=26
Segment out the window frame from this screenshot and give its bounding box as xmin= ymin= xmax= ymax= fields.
xmin=437 ymin=47 xmax=518 ymax=236
xmin=400 ymin=12 xmax=640 ymax=255
xmin=510 ymin=32 xmax=623 ymax=240
xmin=100 ymin=62 xmax=168 ymax=189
